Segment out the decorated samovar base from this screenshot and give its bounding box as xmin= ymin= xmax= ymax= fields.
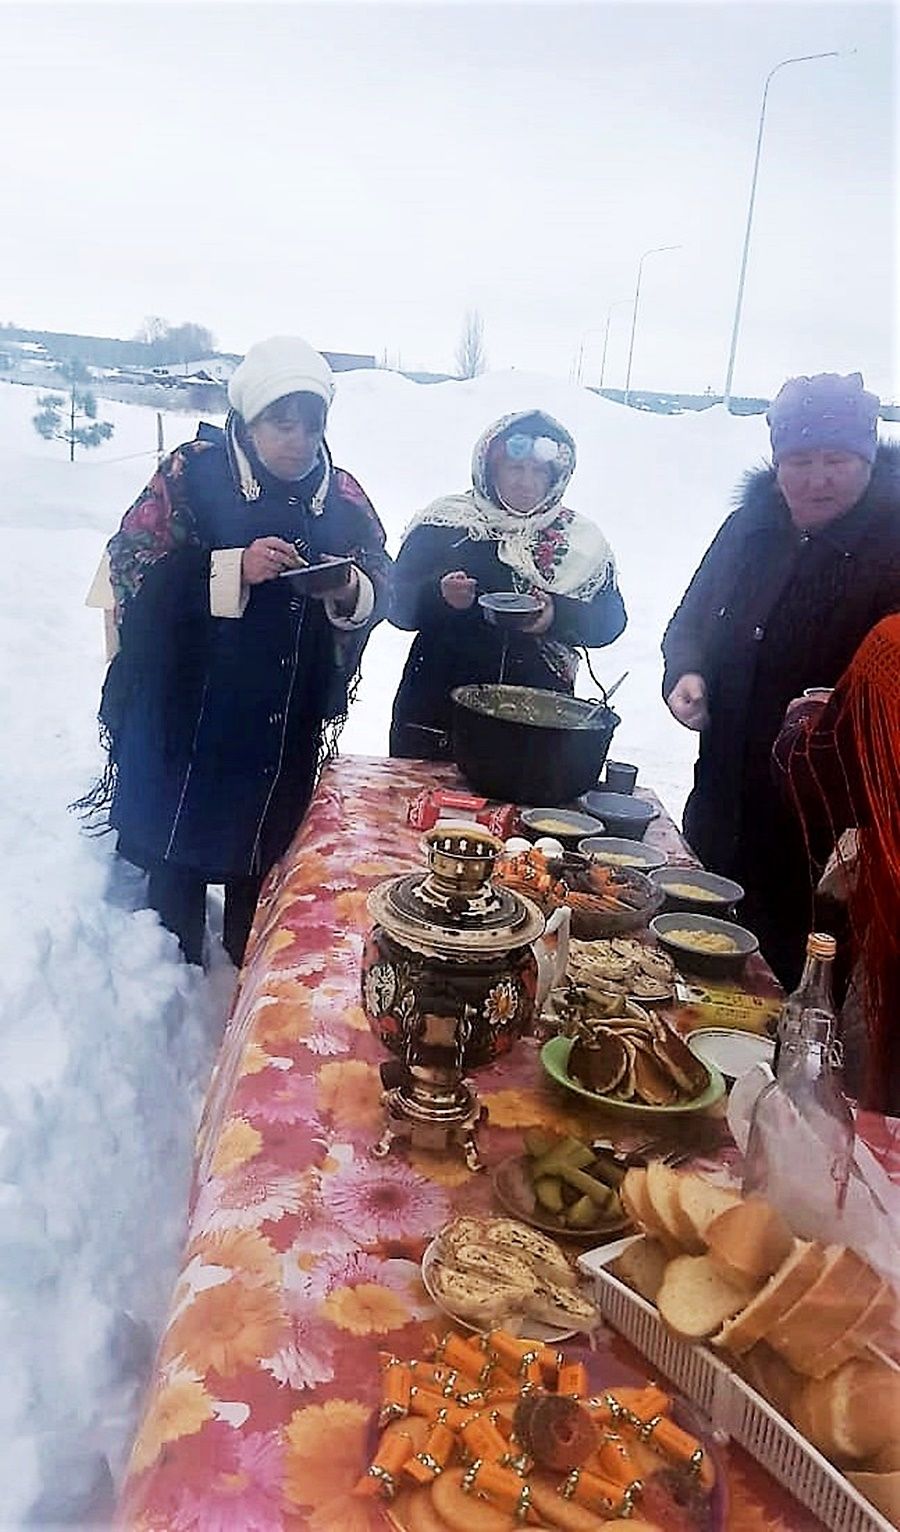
xmin=361 ymin=825 xmax=544 ymax=1174
xmin=372 ymin=1061 xmax=487 ymax=1171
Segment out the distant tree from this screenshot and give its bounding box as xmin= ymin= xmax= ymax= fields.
xmin=171 ymin=322 xmax=215 ymax=363
xmin=455 ymin=309 xmax=486 ymax=379
xmin=133 ymin=317 xmax=216 ymax=366
xmin=135 ymin=315 xmax=168 ymax=347
xmin=32 ymin=358 xmax=114 ymax=461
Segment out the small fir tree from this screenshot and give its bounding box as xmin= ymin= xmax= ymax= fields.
xmin=33 ymin=359 xmax=114 ymax=461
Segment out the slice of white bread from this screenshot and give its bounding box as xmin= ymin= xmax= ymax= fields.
xmin=714 ymin=1240 xmax=827 ymax=1356
xmin=677 ymin=1174 xmax=741 ymax=1251
xmin=704 ymin=1194 xmax=794 ymax=1284
xmin=845 ymin=1471 xmax=900 ymax=1528
xmin=767 ymin=1246 xmax=884 ymax=1376
xmin=792 ymin=1358 xmax=900 ymax=1463
xmin=809 ymin=1279 xmax=900 ymax=1380
xmin=611 ymin=1236 xmax=669 ymax=1303
xmin=621 ymin=1166 xmax=680 ymax=1254
xmin=739 ymin=1340 xmax=805 ymax=1421
xmin=645 ymin=1160 xmax=698 ymax=1251
xmin=867 ymin=1439 xmax=900 ymax=1474
xmin=657 ymin=1252 xmax=758 ymax=1340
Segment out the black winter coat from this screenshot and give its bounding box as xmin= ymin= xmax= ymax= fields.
xmin=105 ymin=426 xmax=389 ymax=882
xmin=389 ymin=524 xmax=627 ymax=758
xmin=662 ymin=442 xmax=900 ymax=985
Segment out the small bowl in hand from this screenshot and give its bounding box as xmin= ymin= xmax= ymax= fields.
xmin=478 ymin=591 xmax=542 ymax=629
xmin=280 ymin=556 xmax=354 ymax=594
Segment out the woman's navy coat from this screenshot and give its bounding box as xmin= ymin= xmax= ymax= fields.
xmin=103 ymin=423 xmax=389 ymax=882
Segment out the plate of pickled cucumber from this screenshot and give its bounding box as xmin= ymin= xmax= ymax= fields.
xmin=492 ymin=1129 xmax=633 ymax=1241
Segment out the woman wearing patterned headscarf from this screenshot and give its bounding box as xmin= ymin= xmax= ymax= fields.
xmin=84 ymin=337 xmax=390 ymax=967
xmin=388 ymin=410 xmax=627 ymax=759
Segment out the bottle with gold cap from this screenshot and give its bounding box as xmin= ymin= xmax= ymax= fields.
xmin=772 ymin=931 xmax=837 ymax=1073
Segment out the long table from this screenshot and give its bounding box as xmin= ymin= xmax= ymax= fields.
xmin=118 ymin=756 xmax=827 ymax=1531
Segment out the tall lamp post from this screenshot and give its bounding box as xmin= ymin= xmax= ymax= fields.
xmin=599 ymin=298 xmax=633 ymax=389
xmin=722 ymin=50 xmax=845 ymax=410
xmin=623 ymin=246 xmax=681 ymax=406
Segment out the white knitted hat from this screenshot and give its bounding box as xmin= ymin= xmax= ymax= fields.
xmin=228 ymin=336 xmax=335 ymax=422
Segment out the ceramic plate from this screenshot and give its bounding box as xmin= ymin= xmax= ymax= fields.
xmin=541 ymin=1034 xmax=726 ymax=1117
xmin=492 ymin=1154 xmax=632 ymax=1243
xmin=687 ymin=1027 xmax=774 ymax=1084
xmin=420 ymin=1236 xmax=577 ymax=1342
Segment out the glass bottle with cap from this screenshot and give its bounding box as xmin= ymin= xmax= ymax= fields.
xmin=743 ymin=984 xmax=855 ymax=1225
xmin=771 ymin=931 xmax=837 ymax=1073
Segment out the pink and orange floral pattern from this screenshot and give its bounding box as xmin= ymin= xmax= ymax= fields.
xmin=118 ymin=757 xmax=829 ymax=1531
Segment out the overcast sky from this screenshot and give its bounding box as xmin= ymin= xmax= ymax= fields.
xmin=1 ymin=0 xmax=896 ymax=398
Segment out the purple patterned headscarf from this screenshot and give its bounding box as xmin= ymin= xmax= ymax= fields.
xmin=767 ymin=372 xmax=880 ymax=465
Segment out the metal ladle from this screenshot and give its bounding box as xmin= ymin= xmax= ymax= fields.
xmin=579 ymin=670 xmax=629 ymax=725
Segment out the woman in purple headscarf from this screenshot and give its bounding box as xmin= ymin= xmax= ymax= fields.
xmin=661 ymin=372 xmax=900 ymax=988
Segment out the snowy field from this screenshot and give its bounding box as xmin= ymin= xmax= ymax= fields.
xmin=0 ymin=371 xmax=778 ymax=1526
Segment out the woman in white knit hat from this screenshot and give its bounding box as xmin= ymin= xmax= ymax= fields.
xmin=84 ymin=336 xmax=389 ymax=966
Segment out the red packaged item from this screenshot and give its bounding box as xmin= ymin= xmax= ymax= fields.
xmin=407 ymin=788 xmax=518 ymax=841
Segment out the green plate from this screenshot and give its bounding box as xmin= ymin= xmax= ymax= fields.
xmin=540 ymin=1034 xmax=726 ymax=1117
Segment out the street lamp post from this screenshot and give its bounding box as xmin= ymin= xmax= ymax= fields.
xmin=573 ymin=302 xmax=629 ymax=386
xmin=599 ymin=298 xmax=633 ymax=389
xmin=623 ymin=246 xmax=681 ymax=406
xmin=722 ymin=50 xmax=845 ymax=410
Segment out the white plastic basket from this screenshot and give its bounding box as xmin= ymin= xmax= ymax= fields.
xmin=579 ymin=1237 xmax=894 ymax=1532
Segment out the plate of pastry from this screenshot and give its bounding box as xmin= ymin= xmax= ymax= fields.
xmin=421 ymin=1215 xmax=599 ymax=1342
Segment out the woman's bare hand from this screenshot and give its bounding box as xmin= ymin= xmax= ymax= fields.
xmin=440 ymin=570 xmax=477 ymax=610
xmin=316 ymin=564 xmax=360 ymax=613
xmin=520 ymin=592 xmax=554 ymax=635
xmin=666 ymin=672 xmax=709 ymax=731
xmin=242 ymin=537 xmax=301 ymax=585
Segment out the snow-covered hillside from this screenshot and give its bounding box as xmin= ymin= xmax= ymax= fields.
xmin=0 ymin=371 xmax=776 ymax=1526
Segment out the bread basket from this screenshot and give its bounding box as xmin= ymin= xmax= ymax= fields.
xmin=579 ymin=1237 xmax=894 ymax=1532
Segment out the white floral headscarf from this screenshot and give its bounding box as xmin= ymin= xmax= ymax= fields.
xmin=401 ymin=410 xmax=615 ymax=600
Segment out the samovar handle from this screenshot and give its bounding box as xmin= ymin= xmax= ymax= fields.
xmin=401 ymin=998 xmax=422 ymax=1069
xmin=455 ymin=1003 xmax=478 ymax=1073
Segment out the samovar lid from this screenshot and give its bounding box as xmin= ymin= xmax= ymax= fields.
xmin=367 ymin=822 xmax=545 ymax=957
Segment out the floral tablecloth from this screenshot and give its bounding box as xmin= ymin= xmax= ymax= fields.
xmin=118 ymin=756 xmax=825 ymax=1532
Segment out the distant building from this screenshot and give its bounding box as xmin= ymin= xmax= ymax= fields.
xmin=149 ymin=351 xmax=374 ymax=381
xmin=7 ymin=339 xmax=50 ymax=357
xmin=151 ymin=356 xmax=237 ymax=383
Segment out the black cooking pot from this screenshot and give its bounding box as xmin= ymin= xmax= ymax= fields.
xmin=451 ymin=684 xmax=619 ymax=805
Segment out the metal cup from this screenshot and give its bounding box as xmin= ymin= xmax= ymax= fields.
xmin=605 ymin=760 xmax=638 ymax=794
